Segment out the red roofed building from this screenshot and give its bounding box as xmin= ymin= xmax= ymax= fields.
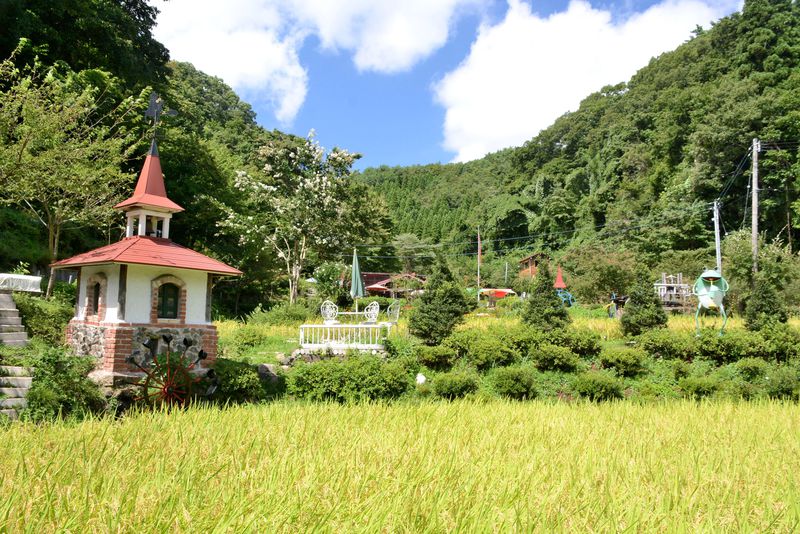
xmin=52 ymin=140 xmax=241 ymax=385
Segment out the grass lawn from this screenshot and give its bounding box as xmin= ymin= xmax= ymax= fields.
xmin=1 ymin=400 xmax=798 ymax=531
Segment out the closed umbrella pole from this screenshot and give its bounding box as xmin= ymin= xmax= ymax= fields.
xmin=350 ymin=248 xmax=366 ymax=313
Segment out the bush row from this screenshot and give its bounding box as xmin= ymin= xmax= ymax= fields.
xmin=639 ymin=324 xmax=800 ymax=364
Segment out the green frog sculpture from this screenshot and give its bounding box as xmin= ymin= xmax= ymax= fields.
xmin=692 ymin=269 xmax=729 ymax=336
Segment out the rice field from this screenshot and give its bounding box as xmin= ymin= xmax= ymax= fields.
xmin=1 ymin=400 xmax=799 ymax=532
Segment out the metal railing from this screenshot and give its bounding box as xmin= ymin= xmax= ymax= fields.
xmin=299 ymin=323 xmax=392 ymax=350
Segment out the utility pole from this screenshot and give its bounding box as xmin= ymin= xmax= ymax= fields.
xmin=713 ymin=200 xmax=722 ymax=274
xmin=752 ymin=138 xmax=760 ymax=274
xmin=504 ymin=261 xmax=508 ymax=286
xmin=476 ymin=226 xmax=481 ymax=305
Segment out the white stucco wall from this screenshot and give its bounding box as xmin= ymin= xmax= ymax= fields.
xmin=125 ymin=264 xmax=209 ymax=324
xmin=76 ymin=264 xmax=120 ymax=322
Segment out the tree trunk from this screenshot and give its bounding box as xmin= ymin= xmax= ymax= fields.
xmin=45 ymin=224 xmax=60 ymax=299
xmin=289 ymin=261 xmax=301 ymax=304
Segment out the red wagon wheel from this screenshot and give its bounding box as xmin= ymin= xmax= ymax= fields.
xmin=127 ymin=335 xmax=210 ymax=407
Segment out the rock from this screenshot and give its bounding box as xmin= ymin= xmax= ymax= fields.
xmin=258 ymin=363 xmax=282 ymax=384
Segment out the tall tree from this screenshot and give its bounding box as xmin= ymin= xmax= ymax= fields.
xmin=0 ymin=0 xmax=169 ymax=88
xmin=0 ymin=60 xmax=143 ymax=297
xmin=219 ymin=132 xmax=390 ymax=303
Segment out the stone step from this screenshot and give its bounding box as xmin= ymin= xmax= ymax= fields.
xmin=0 ymin=309 xmax=21 ymax=319
xmin=0 ymin=398 xmax=27 ymax=409
xmin=0 ymin=377 xmax=32 ymax=388
xmin=0 ymin=339 xmax=27 ymax=347
xmin=0 ymin=331 xmax=28 ymax=343
xmin=0 ymin=316 xmax=22 ymax=326
xmin=0 ymin=387 xmax=29 ymax=397
xmin=0 ymin=365 xmax=33 ymax=376
xmin=0 ymin=325 xmax=24 ymax=333
xmin=0 ymin=409 xmax=19 ymax=421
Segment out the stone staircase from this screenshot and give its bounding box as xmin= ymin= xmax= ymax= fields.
xmin=0 ymin=291 xmax=28 ymax=347
xmin=0 ymin=365 xmax=33 ymax=420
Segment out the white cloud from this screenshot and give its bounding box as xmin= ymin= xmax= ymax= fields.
xmin=289 ymin=0 xmax=482 ymax=73
xmin=152 ymin=0 xmax=481 ymax=124
xmin=435 ymin=0 xmax=741 ymax=162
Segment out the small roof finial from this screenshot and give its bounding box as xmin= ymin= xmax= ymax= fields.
xmin=144 ymin=92 xmax=177 ymax=148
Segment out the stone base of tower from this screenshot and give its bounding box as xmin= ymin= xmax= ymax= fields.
xmin=66 ymin=319 xmax=218 ymax=386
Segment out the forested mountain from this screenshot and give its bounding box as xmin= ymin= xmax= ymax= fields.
xmin=359 ymin=0 xmax=800 ymax=264
xmin=2 ymin=0 xmax=800 ymax=310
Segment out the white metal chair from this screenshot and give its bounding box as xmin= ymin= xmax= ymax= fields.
xmin=363 ymin=301 xmax=380 ymax=324
xmin=320 ymin=300 xmax=339 ymax=324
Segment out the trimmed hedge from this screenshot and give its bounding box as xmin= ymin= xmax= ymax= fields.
xmin=573 ymin=371 xmax=624 ymax=401
xmin=432 ymin=369 xmax=479 ymax=399
xmin=530 ymin=344 xmax=581 ymax=372
xmin=12 ymin=293 xmax=73 ymax=345
xmin=415 ymin=345 xmax=457 ymax=371
xmin=599 ymin=348 xmax=647 ymax=377
xmin=287 ymin=355 xmax=411 ymax=402
xmin=490 ymin=366 xmax=538 ymax=400
xmin=212 ymin=358 xmax=273 ymax=403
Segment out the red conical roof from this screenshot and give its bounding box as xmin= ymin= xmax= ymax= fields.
xmin=114 ymin=140 xmax=184 ymax=212
xmin=553 ymin=265 xmax=567 ymax=289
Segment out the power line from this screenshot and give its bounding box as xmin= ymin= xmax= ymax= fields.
xmin=343 ymin=202 xmax=709 ymax=260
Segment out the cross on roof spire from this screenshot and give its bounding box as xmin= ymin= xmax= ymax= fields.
xmin=145 ymin=92 xmax=177 ymax=149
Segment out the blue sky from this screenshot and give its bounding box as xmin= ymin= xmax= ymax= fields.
xmin=153 ymin=0 xmax=741 ymax=169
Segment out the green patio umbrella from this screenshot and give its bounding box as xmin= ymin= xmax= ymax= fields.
xmin=350 ymin=248 xmax=366 ymax=312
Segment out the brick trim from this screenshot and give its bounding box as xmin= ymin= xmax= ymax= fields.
xmin=150 ymin=274 xmax=187 ymax=323
xmin=83 ymin=272 xmax=108 ymax=321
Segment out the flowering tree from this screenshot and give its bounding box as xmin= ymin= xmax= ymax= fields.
xmin=219 ymin=131 xmax=388 ymax=303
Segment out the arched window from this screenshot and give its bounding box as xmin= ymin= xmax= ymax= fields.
xmin=91 ymin=282 xmax=101 ymax=315
xmin=157 ymin=283 xmax=180 ymax=319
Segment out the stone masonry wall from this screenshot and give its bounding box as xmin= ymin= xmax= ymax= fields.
xmin=67 ymin=320 xmax=218 ymax=376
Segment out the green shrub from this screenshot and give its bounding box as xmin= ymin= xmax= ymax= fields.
xmin=530 ymin=344 xmax=580 ymax=372
xmin=287 ymin=355 xmax=411 ymax=402
xmin=620 ymin=278 xmax=667 ymax=336
xmin=416 ymin=345 xmax=457 ymax=371
xmin=696 ymin=330 xmax=761 ymax=364
xmin=464 ymin=336 xmax=518 ymax=370
xmin=599 ymin=348 xmax=647 ymax=377
xmin=384 ymin=333 xmax=420 ymax=359
xmin=639 ymin=330 xmax=697 ymax=361
xmin=760 ymin=323 xmax=800 ymax=362
xmin=671 ymin=360 xmax=691 ymax=379
xmin=735 ymin=357 xmax=769 ymax=381
xmin=51 ymin=281 xmax=76 ymax=306
xmin=521 ymin=263 xmax=571 ymax=332
xmin=764 ymin=365 xmax=799 ymax=399
xmin=23 ymin=348 xmax=105 ymax=422
xmin=548 ymin=328 xmax=601 ymax=358
xmin=496 ymin=324 xmax=544 ymax=357
xmin=441 ymin=329 xmax=517 ymax=369
xmin=12 ymin=293 xmax=73 ymax=345
xmin=432 ymin=369 xmax=479 ymax=400
xmin=573 ymin=371 xmax=624 ymax=401
xmin=745 ymin=274 xmax=788 ymax=331
xmin=227 ymin=324 xmax=271 ymax=355
xmin=442 ymin=329 xmax=485 ymax=357
xmin=679 ymin=376 xmax=719 ymax=399
xmin=409 ymin=260 xmax=470 ymax=345
xmin=490 ymin=366 xmax=537 ymax=400
xmin=212 ymin=358 xmax=270 ymax=403
xmin=248 ymin=301 xmax=316 ymax=325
